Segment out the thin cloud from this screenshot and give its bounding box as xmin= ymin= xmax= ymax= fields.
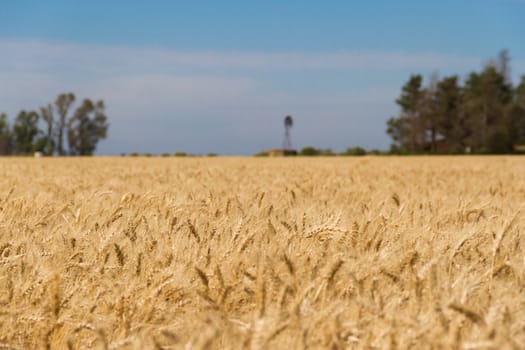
xmin=0 ymin=39 xmax=488 ymax=73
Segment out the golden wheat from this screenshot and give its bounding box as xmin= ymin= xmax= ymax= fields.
xmin=0 ymin=156 xmax=524 ymax=349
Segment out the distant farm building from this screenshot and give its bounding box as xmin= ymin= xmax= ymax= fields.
xmin=435 ymin=139 xmax=450 ymax=153
xmin=258 ymin=115 xmax=298 ymax=156
xmin=514 ymin=144 xmax=525 ymax=153
xmin=267 ymin=149 xmax=298 ymax=157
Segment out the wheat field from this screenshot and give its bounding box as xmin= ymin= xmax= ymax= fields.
xmin=0 ymin=156 xmax=524 ymax=349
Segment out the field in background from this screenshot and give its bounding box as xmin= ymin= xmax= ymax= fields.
xmin=0 ymin=157 xmax=524 ymax=349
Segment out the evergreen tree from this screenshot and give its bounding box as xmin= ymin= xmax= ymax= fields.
xmin=419 ymin=72 xmax=439 ymax=152
xmin=435 ymin=76 xmax=465 ymax=152
xmin=388 ymin=75 xmax=425 ymax=151
xmin=506 ymin=75 xmax=525 ymax=147
xmin=463 ymin=66 xmax=512 ymax=153
xmin=387 ymin=50 xmax=522 ymax=154
xmin=0 ymin=113 xmax=13 ymax=155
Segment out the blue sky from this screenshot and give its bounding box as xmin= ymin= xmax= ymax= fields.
xmin=1 ymin=0 xmax=524 ymax=154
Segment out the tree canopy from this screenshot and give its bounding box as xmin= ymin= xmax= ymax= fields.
xmin=387 ymin=50 xmax=525 ymax=154
xmin=0 ymin=93 xmax=109 ymax=156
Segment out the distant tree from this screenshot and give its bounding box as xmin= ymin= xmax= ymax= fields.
xmin=40 ymin=104 xmax=55 ymax=155
xmin=463 ymin=66 xmax=512 ymax=152
xmin=1 ymin=93 xmax=110 ymax=156
xmin=340 ymin=146 xmax=366 ymax=156
xmin=299 ymin=146 xmax=320 ymax=156
xmin=486 ymin=125 xmax=512 ymax=154
xmin=13 ymin=110 xmax=40 ymax=155
xmin=319 ymin=148 xmax=336 ymax=156
xmin=387 ymin=50 xmax=521 ymax=154
xmin=55 ymin=93 xmax=76 ymax=155
xmin=387 ymin=75 xmax=425 ymax=151
xmin=414 ymin=72 xmax=439 ymax=152
xmin=254 ymin=151 xmax=269 ymax=157
xmin=516 ymin=75 xmax=525 ymax=103
xmin=435 ymin=75 xmax=465 ymax=152
xmin=67 ymin=99 xmax=109 ymax=155
xmin=386 ymin=117 xmax=408 ymax=152
xmin=0 ymin=113 xmax=13 ymax=155
xmin=494 ymin=49 xmax=511 ymax=84
xmin=506 ymin=75 xmax=525 ymax=146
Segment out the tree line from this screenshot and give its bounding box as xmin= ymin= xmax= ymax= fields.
xmin=0 ymin=93 xmax=109 ymax=156
xmin=387 ymin=50 xmax=525 ymax=154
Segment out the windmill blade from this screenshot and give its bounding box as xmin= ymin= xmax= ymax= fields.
xmin=285 ymin=115 xmax=293 ymax=128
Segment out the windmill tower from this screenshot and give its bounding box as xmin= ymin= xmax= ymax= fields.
xmin=283 ymin=115 xmax=293 ymax=151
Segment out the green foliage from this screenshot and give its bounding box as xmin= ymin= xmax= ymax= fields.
xmin=0 ymin=93 xmax=109 ymax=156
xmin=0 ymin=113 xmax=12 ymax=155
xmin=0 ymin=114 xmax=8 ymax=133
xmin=55 ymin=93 xmax=76 ymax=156
xmin=40 ymin=104 xmax=55 ymax=156
xmin=487 ymin=126 xmax=512 ymax=154
xmin=299 ymin=146 xmax=320 ymax=156
xmin=387 ymin=50 xmax=525 ymax=154
xmin=388 ymin=75 xmax=426 ymax=152
xmin=508 ymin=76 xmax=525 ymax=146
xmin=13 ymin=110 xmax=40 ymax=155
xmin=435 ymin=75 xmax=464 ymax=152
xmin=173 ymin=152 xmax=187 ymax=157
xmin=32 ymin=136 xmax=49 ymax=154
xmin=67 ymin=99 xmax=109 ymax=156
xmin=129 ymin=152 xmax=139 ymax=157
xmin=396 ymin=75 xmax=423 ymax=113
xmin=320 ymin=149 xmax=336 ymax=156
xmin=340 ymin=146 xmax=366 ymax=156
xmin=207 ymin=153 xmax=218 ymax=157
xmin=254 ymin=151 xmax=269 ymax=157
xmin=386 ymin=117 xmax=407 ymax=150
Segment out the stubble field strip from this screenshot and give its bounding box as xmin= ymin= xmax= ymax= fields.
xmin=0 ymin=156 xmax=524 ymax=349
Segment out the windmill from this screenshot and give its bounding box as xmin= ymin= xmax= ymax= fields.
xmin=283 ymin=115 xmax=293 ymax=151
